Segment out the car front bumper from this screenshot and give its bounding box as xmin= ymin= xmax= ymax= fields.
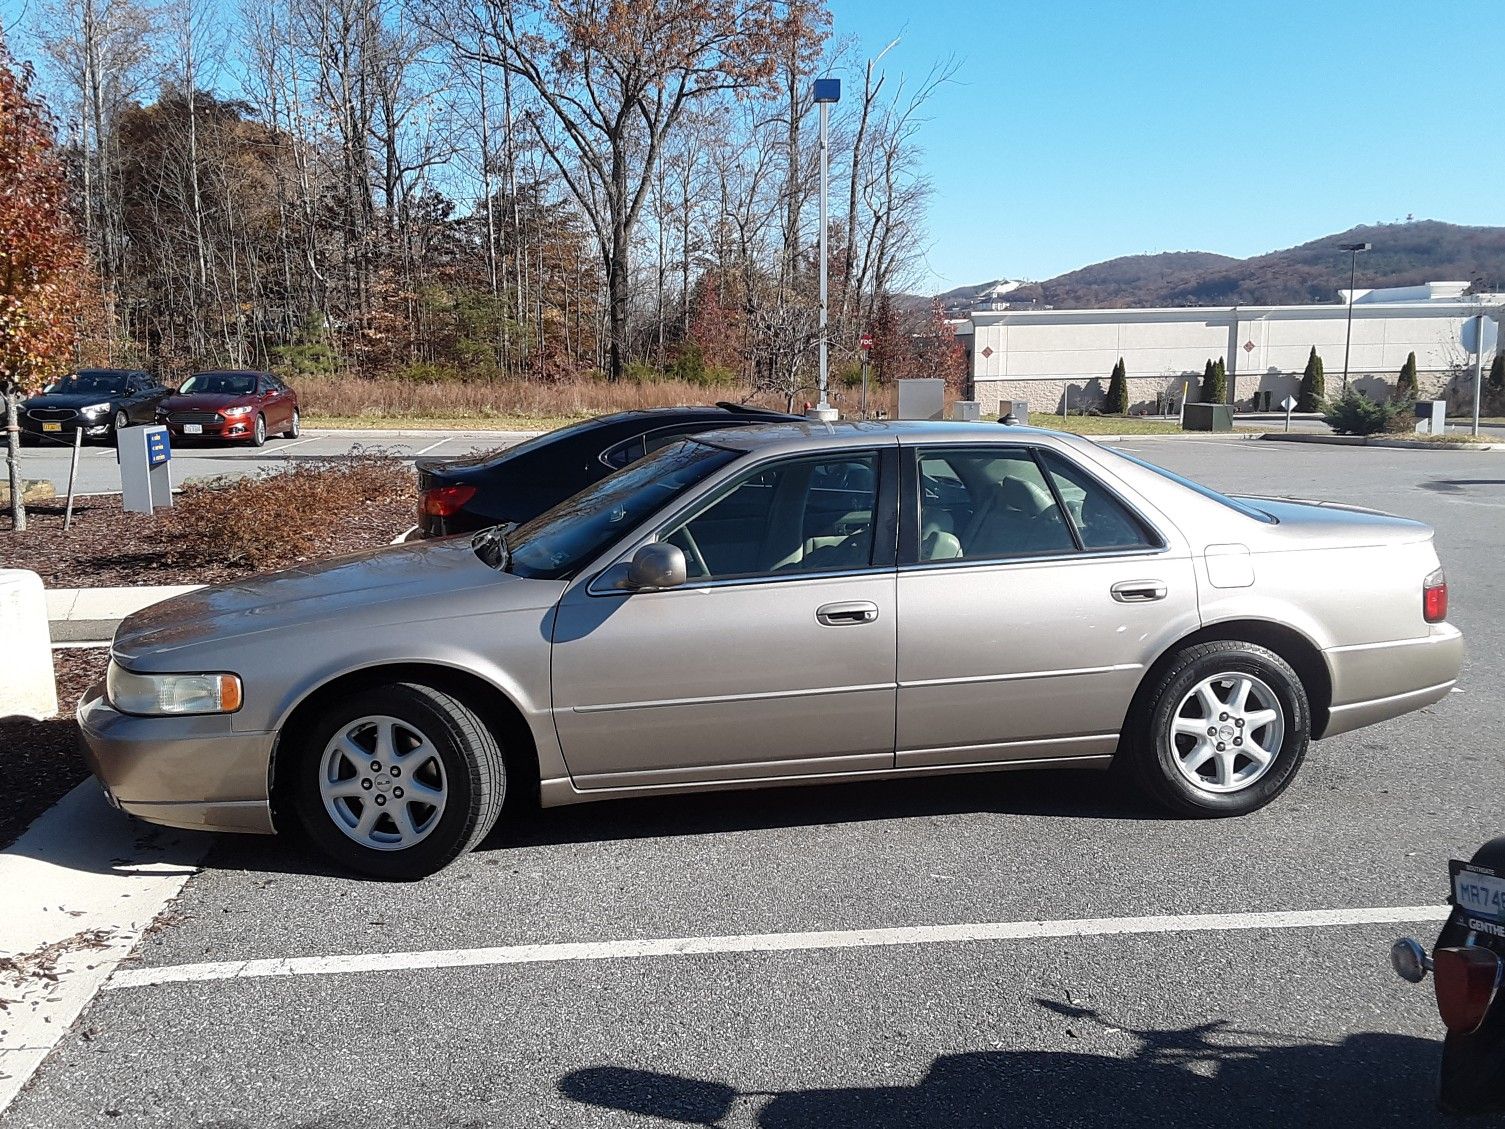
xmin=22 ymin=419 xmax=111 ymax=440
xmin=163 ymin=419 xmax=255 ymax=441
xmin=77 ymin=680 xmax=277 ymax=834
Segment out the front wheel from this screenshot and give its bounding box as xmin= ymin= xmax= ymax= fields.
xmin=1122 ymin=640 xmax=1310 ymax=817
xmin=284 ymin=408 xmax=300 ymax=439
xmin=290 ymin=682 xmax=506 ymax=879
xmin=111 ymin=409 xmax=129 ymax=444
xmin=250 ymin=413 xmax=266 ymax=447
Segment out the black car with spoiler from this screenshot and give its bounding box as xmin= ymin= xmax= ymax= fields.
xmin=416 ymin=403 xmax=799 ymax=537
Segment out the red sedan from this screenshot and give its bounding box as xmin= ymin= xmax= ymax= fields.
xmin=159 ymin=370 xmax=300 ymax=446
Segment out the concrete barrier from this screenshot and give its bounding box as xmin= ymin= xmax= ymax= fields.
xmin=0 ymin=570 xmax=57 ymax=720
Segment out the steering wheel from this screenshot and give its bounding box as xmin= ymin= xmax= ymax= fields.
xmin=667 ymin=526 xmax=710 ymax=578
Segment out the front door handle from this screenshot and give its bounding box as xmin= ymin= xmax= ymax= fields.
xmin=816 ymin=600 xmax=879 ymax=626
xmin=1111 ymin=580 xmax=1167 ymax=603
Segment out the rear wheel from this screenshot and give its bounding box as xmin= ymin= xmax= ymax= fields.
xmin=290 ymin=682 xmax=506 ymax=879
xmin=250 ymin=412 xmax=266 ymax=447
xmin=1123 ymin=640 xmax=1310 ymax=817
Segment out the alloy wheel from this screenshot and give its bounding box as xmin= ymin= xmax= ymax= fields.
xmin=1167 ymin=672 xmax=1285 ymax=795
xmin=317 ymin=715 xmax=449 ymax=851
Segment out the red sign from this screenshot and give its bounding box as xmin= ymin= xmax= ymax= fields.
xmin=859 ymin=333 xmax=874 ymax=351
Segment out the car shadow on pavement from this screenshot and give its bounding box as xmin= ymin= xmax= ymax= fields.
xmin=558 ymin=1001 xmax=1464 ymax=1128
xmin=485 ymin=766 xmax=1164 ymax=852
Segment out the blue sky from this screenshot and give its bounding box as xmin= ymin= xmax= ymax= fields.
xmin=834 ymin=0 xmax=1505 ymax=288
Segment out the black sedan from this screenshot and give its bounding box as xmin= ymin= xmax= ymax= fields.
xmin=19 ymin=369 xmax=170 ymax=444
xmin=416 ymin=403 xmax=799 ymax=536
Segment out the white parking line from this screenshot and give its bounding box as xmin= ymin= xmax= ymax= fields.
xmin=413 ymin=439 xmax=451 ymax=455
xmin=107 ymin=904 xmax=1448 ymax=991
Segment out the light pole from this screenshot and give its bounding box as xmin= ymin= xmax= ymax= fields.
xmin=810 ymin=78 xmax=840 ymax=421
xmin=1338 ymin=241 xmax=1370 ymax=393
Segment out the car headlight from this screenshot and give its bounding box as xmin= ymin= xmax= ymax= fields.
xmin=79 ymin=402 xmax=111 ymax=416
xmin=220 ymin=405 xmax=255 ymax=417
xmin=106 ymin=661 xmax=243 ymax=716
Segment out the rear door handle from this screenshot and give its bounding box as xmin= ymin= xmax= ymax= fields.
xmin=816 ymin=600 xmax=879 ymax=626
xmin=1111 ymin=580 xmax=1167 ymax=603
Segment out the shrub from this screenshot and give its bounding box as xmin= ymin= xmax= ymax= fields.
xmin=1298 ymin=347 xmax=1324 ymax=411
xmin=1490 ymin=351 xmax=1504 ymax=393
xmin=1322 ymin=387 xmax=1405 ymax=436
xmin=1105 ymin=357 xmax=1128 ymax=414
xmin=1396 ymin=351 xmax=1418 ymax=400
xmin=165 ymin=455 xmax=414 ymax=569
xmin=1201 ymin=357 xmax=1227 ymax=404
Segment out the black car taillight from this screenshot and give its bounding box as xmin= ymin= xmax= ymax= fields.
xmin=1424 ymin=568 xmax=1449 ymax=623
xmin=421 ymin=484 xmax=477 ymax=519
xmin=1434 ymin=946 xmax=1503 ymax=1033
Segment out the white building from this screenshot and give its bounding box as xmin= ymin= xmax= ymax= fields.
xmin=965 ymin=281 xmax=1503 ymax=414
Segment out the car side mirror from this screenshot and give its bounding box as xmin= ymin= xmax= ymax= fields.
xmin=625 ymin=543 xmax=687 ymax=590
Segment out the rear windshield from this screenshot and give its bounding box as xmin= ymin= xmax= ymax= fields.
xmin=180 ymin=373 xmax=257 ymax=396
xmin=1104 ymin=448 xmax=1277 ymax=523
xmin=505 ymin=440 xmax=739 ymax=579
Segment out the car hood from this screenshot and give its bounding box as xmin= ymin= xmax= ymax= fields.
xmin=163 ymin=393 xmax=252 ymax=410
xmin=112 ymin=536 xmax=561 ymax=664
xmin=1233 ymin=495 xmax=1434 ymax=547
xmin=23 ymin=391 xmax=122 ymax=409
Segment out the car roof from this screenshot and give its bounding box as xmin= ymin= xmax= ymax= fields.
xmin=691 ymin=419 xmax=1072 ymax=455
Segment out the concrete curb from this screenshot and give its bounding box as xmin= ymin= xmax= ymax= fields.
xmin=46 ymin=585 xmax=203 ymax=643
xmin=1259 ymin=433 xmax=1503 ymax=452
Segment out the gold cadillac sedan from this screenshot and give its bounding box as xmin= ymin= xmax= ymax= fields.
xmin=79 ymin=422 xmax=1463 ymax=878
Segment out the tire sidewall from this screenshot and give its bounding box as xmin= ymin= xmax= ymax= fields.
xmin=252 ymin=414 xmax=266 ymax=446
xmin=288 ymin=409 xmax=300 ymax=438
xmin=1142 ymin=643 xmax=1310 ymax=816
xmin=290 ymin=685 xmax=500 ymax=879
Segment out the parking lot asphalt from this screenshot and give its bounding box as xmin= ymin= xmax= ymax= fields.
xmin=6 ymin=439 xmax=1504 ymax=1127
xmin=5 ymin=429 xmax=530 ymax=496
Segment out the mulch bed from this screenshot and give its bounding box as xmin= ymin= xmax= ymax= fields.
xmin=1 ymin=485 xmax=416 ymax=588
xmin=0 ymin=649 xmax=109 ymax=848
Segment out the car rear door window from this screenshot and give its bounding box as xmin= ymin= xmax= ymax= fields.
xmin=917 ymin=448 xmax=1075 ymax=561
xmin=663 ymin=453 xmax=881 ymax=581
xmin=1036 ymin=448 xmax=1161 ymax=551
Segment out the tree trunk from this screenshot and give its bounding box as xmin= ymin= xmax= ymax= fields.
xmin=6 ymin=392 xmax=27 ymax=533
xmin=608 ymin=232 xmax=629 ymax=382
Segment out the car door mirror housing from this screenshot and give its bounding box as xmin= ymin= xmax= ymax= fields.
xmin=625 ymin=543 xmax=687 ymax=590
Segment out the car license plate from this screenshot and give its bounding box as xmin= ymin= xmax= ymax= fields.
xmin=42 ymin=422 xmax=61 ymax=432
xmin=184 ymin=424 xmax=202 ymax=434
xmin=1452 ymin=860 xmax=1505 ymax=924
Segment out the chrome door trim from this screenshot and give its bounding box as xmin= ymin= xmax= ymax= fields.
xmin=896 ymin=545 xmax=1172 ymax=577
xmin=898 ymin=662 xmax=1141 ymax=690
xmin=569 ymin=680 xmax=894 ymax=714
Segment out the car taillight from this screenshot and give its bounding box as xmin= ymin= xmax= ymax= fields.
xmin=421 ymin=484 xmax=477 ymax=519
xmin=1424 ymin=568 xmax=1448 ymax=623
xmin=1433 ymin=946 xmax=1503 ymax=1033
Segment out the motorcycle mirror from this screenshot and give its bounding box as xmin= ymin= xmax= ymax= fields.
xmin=1391 ymin=936 xmax=1433 ymax=984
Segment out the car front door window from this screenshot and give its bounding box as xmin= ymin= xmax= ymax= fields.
xmin=662 ymin=453 xmax=881 ymax=581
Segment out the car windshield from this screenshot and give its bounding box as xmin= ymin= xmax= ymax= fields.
xmin=45 ymin=371 xmax=127 ymax=395
xmin=179 ymin=373 xmax=258 ymax=396
xmin=503 ymin=440 xmax=739 ymax=580
xmin=1104 ymin=447 xmax=1276 ymax=523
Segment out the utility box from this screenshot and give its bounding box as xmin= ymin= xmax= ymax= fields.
xmin=119 ymin=424 xmax=173 ymax=514
xmin=1183 ymin=403 xmax=1233 ymax=432
xmin=951 ymin=400 xmax=981 ymax=422
xmin=0 ymin=570 xmax=57 ymax=720
xmin=1415 ymin=400 xmax=1447 ymax=435
xmin=999 ymin=399 xmax=1029 ymax=425
xmin=897 ymin=379 xmax=945 ymax=421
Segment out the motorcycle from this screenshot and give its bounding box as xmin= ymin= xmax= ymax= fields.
xmin=1393 ymin=836 xmax=1505 ymax=1115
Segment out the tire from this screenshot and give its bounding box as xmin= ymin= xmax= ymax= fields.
xmin=289 ymin=682 xmax=506 ymax=879
xmin=284 ymin=408 xmax=300 ymax=439
xmin=1122 ymin=640 xmax=1310 ymax=817
xmin=251 ymin=413 xmax=266 ymax=447
xmin=111 ymin=410 xmax=129 ymax=444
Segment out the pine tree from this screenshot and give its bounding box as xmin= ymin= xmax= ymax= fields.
xmin=1202 ymin=356 xmax=1228 ymax=405
xmin=1298 ymin=347 xmax=1325 ymax=412
xmin=1396 ymin=351 xmax=1418 ymax=400
xmin=1200 ymin=359 xmax=1214 ymax=402
xmin=1105 ymin=356 xmax=1128 ymax=414
xmin=1489 ymin=351 xmax=1504 ymax=393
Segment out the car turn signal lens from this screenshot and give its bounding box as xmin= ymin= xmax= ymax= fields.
xmin=1433 ymin=946 xmax=1503 ymax=1034
xmin=1424 ymin=568 xmax=1448 ymax=623
xmin=422 ymin=484 xmax=478 ymax=518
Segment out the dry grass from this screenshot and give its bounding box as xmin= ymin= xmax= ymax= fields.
xmin=167 ymin=454 xmax=415 ymax=569
xmin=294 ymin=375 xmax=899 ymax=426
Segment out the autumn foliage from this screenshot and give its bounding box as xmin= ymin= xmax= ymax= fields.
xmin=0 ymin=44 xmax=87 ymax=400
